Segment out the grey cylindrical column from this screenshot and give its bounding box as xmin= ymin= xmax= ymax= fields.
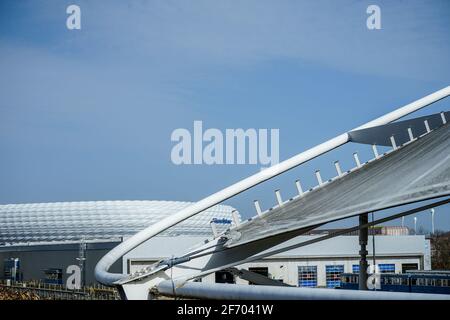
xmin=359 ymin=214 xmax=368 ymax=290
xmin=156 ymin=280 xmax=450 ymax=300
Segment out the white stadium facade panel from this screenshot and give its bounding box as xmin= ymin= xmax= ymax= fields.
xmin=0 ymin=200 xmax=238 ymax=245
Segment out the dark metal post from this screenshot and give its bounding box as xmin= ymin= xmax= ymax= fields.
xmin=372 ymin=213 xmax=376 ymax=270
xmin=359 ymin=214 xmax=368 ymax=290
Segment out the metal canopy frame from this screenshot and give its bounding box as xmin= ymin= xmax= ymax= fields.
xmin=175 ymin=197 xmax=450 ymax=283
xmin=94 ymin=86 xmax=450 ymax=301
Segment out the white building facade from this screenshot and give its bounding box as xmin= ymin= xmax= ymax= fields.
xmin=124 ymin=234 xmax=431 ymax=288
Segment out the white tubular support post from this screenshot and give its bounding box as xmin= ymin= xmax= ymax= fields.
xmin=295 ymin=180 xmax=304 ymax=196
xmin=390 ymin=136 xmax=398 ymax=150
xmin=315 ymin=170 xmax=323 ymax=186
xmin=334 ymin=161 xmax=343 ymax=177
xmin=441 ymin=112 xmax=447 ymax=124
xmin=407 ymin=127 xmax=414 ymax=141
xmin=275 ymin=190 xmax=283 ymax=207
xmin=372 ymin=145 xmax=379 ymax=159
xmin=424 ymin=120 xmax=431 ymax=133
xmin=95 ymin=86 xmax=450 ymax=286
xmin=353 ymin=152 xmax=361 ymax=168
xmin=254 ymin=200 xmax=263 ymax=216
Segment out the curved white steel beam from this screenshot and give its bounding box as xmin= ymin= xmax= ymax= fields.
xmin=156 ymin=280 xmax=450 ymax=300
xmin=95 ymin=86 xmax=450 ymax=285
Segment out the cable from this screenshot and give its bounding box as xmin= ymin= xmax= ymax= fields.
xmin=181 ymin=197 xmax=450 ymax=283
xmin=182 ymin=197 xmax=450 ymax=264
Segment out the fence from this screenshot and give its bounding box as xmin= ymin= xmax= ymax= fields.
xmin=0 ymin=279 xmax=120 ymax=300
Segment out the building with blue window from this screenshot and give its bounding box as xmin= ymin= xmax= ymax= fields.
xmin=326 ymin=265 xmax=344 ymax=288
xmin=116 ymin=230 xmax=430 ymax=288
xmin=298 ymin=266 xmax=317 ymax=287
xmin=227 ymin=232 xmax=431 ymax=288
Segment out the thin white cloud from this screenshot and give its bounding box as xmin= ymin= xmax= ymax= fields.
xmin=2 ymin=1 xmax=448 ymax=82
xmin=54 ymin=0 xmax=449 ymax=80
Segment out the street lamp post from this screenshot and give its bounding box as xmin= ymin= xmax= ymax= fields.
xmin=430 ymin=208 xmax=435 ymax=235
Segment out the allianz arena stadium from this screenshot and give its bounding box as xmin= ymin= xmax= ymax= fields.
xmin=0 ymin=200 xmax=238 ymax=245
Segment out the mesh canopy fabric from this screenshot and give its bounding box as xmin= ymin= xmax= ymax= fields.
xmin=226 ymin=123 xmax=450 ymax=248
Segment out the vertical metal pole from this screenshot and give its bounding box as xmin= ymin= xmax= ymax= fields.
xmin=371 ymin=145 xmax=379 ymax=159
xmin=390 ymin=136 xmax=397 ymax=150
xmin=353 ymin=152 xmax=361 ymax=168
xmin=441 ymin=112 xmax=447 ymax=124
xmin=424 ymin=120 xmax=431 ymax=133
xmin=275 ymin=189 xmax=283 ymax=206
xmin=414 ymin=217 xmax=417 ymax=234
xmin=431 ymin=209 xmax=435 ymax=235
xmin=372 ymin=213 xmax=376 ymax=278
xmin=334 ymin=161 xmax=343 ymax=177
xmin=254 ymin=200 xmax=263 ymax=216
xmin=82 ymin=243 xmax=86 ymax=288
xmin=407 ymin=127 xmax=414 ymax=141
xmin=315 ymin=170 xmax=323 ymax=186
xmin=295 ymin=180 xmax=303 ymax=196
xmin=359 ymin=214 xmax=368 ymax=290
xmin=77 ymin=239 xmax=86 ymax=288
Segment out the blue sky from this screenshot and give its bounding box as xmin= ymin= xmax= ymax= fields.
xmin=0 ymin=0 xmax=449 ymax=231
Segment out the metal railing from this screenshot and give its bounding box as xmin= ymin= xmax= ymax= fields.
xmin=0 ymin=280 xmax=120 ymax=300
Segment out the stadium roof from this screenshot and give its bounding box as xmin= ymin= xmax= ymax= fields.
xmin=0 ymin=200 xmax=237 ymax=245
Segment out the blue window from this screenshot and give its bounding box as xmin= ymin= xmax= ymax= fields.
xmin=298 ymin=266 xmax=317 ymax=287
xmin=379 ymin=264 xmax=395 ymax=273
xmin=353 ymin=264 xmax=378 ymax=274
xmin=326 ymin=265 xmax=344 ymax=288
